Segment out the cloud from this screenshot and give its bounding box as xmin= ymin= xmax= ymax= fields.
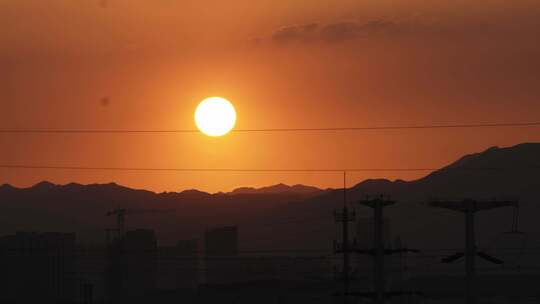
xmin=268 ymin=19 xmax=402 ymax=45
xmin=320 ymin=21 xmax=361 ymax=41
xmin=271 ymin=23 xmax=320 ymax=44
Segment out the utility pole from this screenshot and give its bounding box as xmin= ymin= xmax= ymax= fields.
xmin=430 ymin=199 xmax=518 ymax=304
xmin=334 ymin=171 xmax=355 ymax=303
xmin=359 ymin=195 xmax=396 ymax=304
xmin=337 ymin=195 xmax=421 ymax=303
xmin=465 ymin=203 xmax=475 ymax=304
xmin=509 ymin=203 xmax=523 ymax=234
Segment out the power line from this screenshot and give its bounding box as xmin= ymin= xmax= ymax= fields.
xmin=1 ymin=121 xmax=539 ymax=134
xmin=1 ymin=164 xmax=538 ymax=172
xmin=0 ymin=165 xmax=363 ymax=172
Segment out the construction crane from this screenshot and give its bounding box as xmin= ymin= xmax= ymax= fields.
xmin=106 ymin=208 xmax=174 ymax=238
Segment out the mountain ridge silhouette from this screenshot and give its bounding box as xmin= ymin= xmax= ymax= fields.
xmin=1 ymin=143 xmax=539 ymax=252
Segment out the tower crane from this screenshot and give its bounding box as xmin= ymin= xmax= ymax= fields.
xmin=106 ymin=208 xmax=174 ymax=238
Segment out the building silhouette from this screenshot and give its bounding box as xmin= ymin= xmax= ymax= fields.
xmin=204 ymin=226 xmax=239 ymax=285
xmin=106 ymin=229 xmax=157 ymax=301
xmin=0 ymin=232 xmax=77 ymax=303
xmin=157 ymin=239 xmax=199 ymax=290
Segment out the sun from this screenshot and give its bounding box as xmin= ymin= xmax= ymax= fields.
xmin=194 ymin=97 xmax=237 ymax=137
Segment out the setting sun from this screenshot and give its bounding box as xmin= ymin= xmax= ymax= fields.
xmin=194 ymin=97 xmax=237 ymax=137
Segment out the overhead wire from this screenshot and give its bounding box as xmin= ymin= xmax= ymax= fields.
xmin=1 ymin=121 xmax=539 ymax=134
xmin=1 ymin=165 xmax=539 ymax=172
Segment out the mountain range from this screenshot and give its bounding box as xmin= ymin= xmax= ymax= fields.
xmin=1 ymin=143 xmax=539 ymax=256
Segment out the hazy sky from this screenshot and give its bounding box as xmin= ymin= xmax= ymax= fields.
xmin=1 ymin=0 xmax=540 ymax=192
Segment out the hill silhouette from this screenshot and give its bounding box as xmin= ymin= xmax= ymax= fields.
xmin=297 ymin=143 xmax=540 ymax=251
xmin=1 ymin=143 xmax=539 ymax=255
xmin=230 ymin=183 xmax=326 ymax=196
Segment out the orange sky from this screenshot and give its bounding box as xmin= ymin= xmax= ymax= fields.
xmin=1 ymin=0 xmax=540 ymax=192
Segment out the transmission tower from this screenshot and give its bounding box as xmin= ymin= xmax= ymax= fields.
xmin=430 ymin=199 xmax=518 ymax=304
xmin=351 ymin=196 xmax=421 ymax=303
xmin=333 ymin=171 xmax=356 ymax=303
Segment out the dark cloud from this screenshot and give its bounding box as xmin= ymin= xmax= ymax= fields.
xmin=269 ymin=19 xmax=405 ymax=44
xmin=320 ymin=21 xmax=361 ymax=41
xmin=271 ymin=23 xmax=320 ymax=44
xmin=361 ymin=20 xmax=399 ymax=34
